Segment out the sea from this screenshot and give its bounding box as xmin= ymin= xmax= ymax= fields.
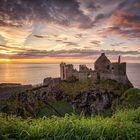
xmin=0 ymin=63 xmax=140 ymax=89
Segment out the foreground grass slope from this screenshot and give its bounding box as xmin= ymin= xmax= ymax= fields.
xmin=0 ymin=107 xmax=140 ymax=140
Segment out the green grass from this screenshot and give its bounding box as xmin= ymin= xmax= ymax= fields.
xmin=37 ymin=101 xmax=74 ymax=117
xmin=120 ymin=88 xmax=140 ymax=109
xmin=57 ymin=80 xmax=95 ymax=97
xmin=0 ymin=107 xmax=140 ymax=140
xmin=57 ymin=79 xmax=132 ymax=97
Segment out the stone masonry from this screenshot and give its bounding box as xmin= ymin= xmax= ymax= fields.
xmin=60 ymin=53 xmax=130 ymax=84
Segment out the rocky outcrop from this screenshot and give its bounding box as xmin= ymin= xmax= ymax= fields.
xmin=15 ymin=86 xmax=71 ymax=117
xmin=1 ymin=81 xmax=128 ymax=117
xmin=72 ymin=88 xmax=116 ymax=116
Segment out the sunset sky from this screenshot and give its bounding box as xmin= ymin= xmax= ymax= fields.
xmin=0 ymin=0 xmax=140 ymax=63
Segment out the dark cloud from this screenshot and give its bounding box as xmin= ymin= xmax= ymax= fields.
xmin=92 ymin=0 xmax=140 ymax=37
xmin=63 ymin=41 xmax=78 ymax=46
xmin=34 ymin=35 xmax=44 ymax=38
xmin=117 ymin=0 xmax=129 ymax=9
xmin=106 ymin=0 xmax=140 ymax=39
xmin=111 ymin=11 xmax=140 ymax=29
xmin=0 ymin=20 xmax=22 ymax=27
xmin=0 ymin=0 xmax=139 ymax=32
xmin=79 ymin=0 xmax=101 ymax=11
xmin=90 ymin=40 xmax=101 ymax=46
xmin=107 ymin=26 xmax=140 ymax=39
xmin=55 ymin=39 xmax=64 ymax=42
xmin=93 ymin=14 xmax=106 ymax=24
xmin=0 ymin=0 xmax=93 ymax=29
xmin=86 ymin=2 xmax=98 ymax=10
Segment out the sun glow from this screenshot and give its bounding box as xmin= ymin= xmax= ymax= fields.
xmin=0 ymin=59 xmax=11 ymax=63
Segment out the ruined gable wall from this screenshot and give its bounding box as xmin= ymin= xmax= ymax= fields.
xmin=94 ymin=53 xmax=111 ymax=73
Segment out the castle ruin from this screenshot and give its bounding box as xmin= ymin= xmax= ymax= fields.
xmin=60 ymin=53 xmax=129 ymax=84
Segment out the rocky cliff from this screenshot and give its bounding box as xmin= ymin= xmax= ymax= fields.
xmin=0 ymin=79 xmax=133 ymax=117
xmin=72 ymin=88 xmax=116 ymax=116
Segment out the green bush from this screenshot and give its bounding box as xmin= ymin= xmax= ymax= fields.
xmin=120 ymin=88 xmax=140 ymax=108
xmin=0 ymin=107 xmax=140 ymax=140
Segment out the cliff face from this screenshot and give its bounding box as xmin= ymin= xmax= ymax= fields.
xmin=14 ymin=88 xmax=116 ymax=117
xmin=0 ymin=79 xmax=133 ymax=117
xmin=72 ymin=88 xmax=115 ymax=116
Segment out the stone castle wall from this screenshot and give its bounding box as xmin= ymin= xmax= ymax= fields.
xmin=43 ymin=77 xmax=61 ymax=87
xmin=110 ymin=62 xmax=126 ymax=75
xmin=100 ymin=73 xmax=128 ymax=84
xmin=59 ymin=53 xmax=129 ymax=85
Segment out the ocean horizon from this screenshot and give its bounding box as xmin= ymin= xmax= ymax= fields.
xmin=0 ymin=63 xmax=140 ymax=89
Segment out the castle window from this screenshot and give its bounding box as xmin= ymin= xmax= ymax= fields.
xmin=112 ymin=67 xmax=114 ymax=70
xmin=107 ymin=65 xmax=109 ymax=70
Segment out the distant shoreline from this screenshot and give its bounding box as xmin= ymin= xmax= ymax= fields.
xmin=0 ymin=62 xmax=140 ymax=64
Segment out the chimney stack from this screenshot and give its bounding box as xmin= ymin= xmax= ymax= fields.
xmin=118 ymin=55 xmax=121 ymax=63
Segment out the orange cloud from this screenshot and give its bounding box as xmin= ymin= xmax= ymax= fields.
xmin=110 ymin=10 xmax=140 ymax=29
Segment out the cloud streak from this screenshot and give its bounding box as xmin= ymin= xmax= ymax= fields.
xmin=0 ymin=45 xmax=139 ymax=59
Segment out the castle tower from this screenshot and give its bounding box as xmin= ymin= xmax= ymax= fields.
xmin=95 ymin=53 xmax=111 ymax=73
xmin=60 ymin=62 xmax=66 ymax=80
xmin=118 ymin=55 xmax=121 ymax=63
xmin=60 ymin=63 xmax=74 ymax=80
